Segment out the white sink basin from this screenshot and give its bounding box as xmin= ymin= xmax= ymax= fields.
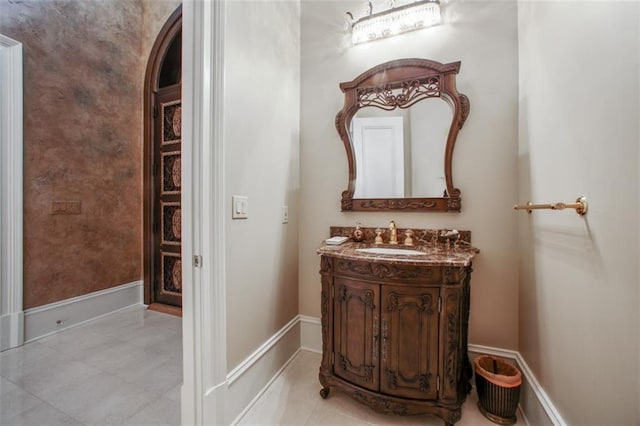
xmin=356 ymin=247 xmax=425 ymax=256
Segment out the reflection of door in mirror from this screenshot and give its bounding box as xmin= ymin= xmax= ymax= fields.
xmin=352 ymin=98 xmax=452 ymax=198
xmin=352 ymin=116 xmax=404 ymax=198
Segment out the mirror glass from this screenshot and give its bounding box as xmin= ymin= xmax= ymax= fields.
xmin=335 ymin=58 xmax=469 ymax=212
xmin=351 ymin=98 xmax=452 ymax=198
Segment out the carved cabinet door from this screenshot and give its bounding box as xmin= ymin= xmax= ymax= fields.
xmin=333 ymin=278 xmax=380 ymax=392
xmin=380 ymin=285 xmax=439 ymax=400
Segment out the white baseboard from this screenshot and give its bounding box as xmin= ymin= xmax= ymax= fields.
xmin=299 ymin=314 xmax=321 ymax=353
xmin=226 ymin=315 xmax=301 ymax=424
xmin=229 ymin=348 xmax=301 ymax=425
xmin=301 ymin=316 xmax=565 ymax=426
xmin=0 ymin=311 xmax=24 ymax=351
xmin=23 ymin=280 xmax=143 ymax=342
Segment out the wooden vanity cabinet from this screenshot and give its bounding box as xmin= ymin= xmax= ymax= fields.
xmin=319 ymin=256 xmax=473 ymax=426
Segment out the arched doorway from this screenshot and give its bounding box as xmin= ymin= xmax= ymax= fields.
xmin=144 ymin=6 xmax=182 ymax=313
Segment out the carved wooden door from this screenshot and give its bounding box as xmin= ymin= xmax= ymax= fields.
xmin=380 ymin=285 xmax=439 ymax=400
xmin=333 ymin=278 xmax=380 ymax=392
xmin=152 ymin=85 xmax=182 ymax=307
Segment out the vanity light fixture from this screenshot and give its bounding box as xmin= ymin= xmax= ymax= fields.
xmin=348 ymin=0 xmax=441 ymax=45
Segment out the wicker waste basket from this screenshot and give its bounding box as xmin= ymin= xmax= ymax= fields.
xmin=474 ymin=355 xmax=522 ymax=425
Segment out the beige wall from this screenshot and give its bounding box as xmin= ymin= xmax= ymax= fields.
xmin=225 ymin=0 xmax=301 ymax=370
xmin=300 ymin=0 xmax=520 ymax=350
xmin=518 ymin=2 xmax=639 ymax=424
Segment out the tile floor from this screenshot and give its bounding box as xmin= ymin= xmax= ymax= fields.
xmin=0 ymin=305 xmax=182 ymax=426
xmin=239 ymin=351 xmax=497 ymax=426
xmin=2 ymin=307 xmax=498 ymax=426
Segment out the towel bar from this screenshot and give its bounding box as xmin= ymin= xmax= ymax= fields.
xmin=513 ymin=196 xmax=588 ymax=216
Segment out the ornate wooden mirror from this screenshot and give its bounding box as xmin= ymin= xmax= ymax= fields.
xmin=336 ymin=58 xmax=470 ymax=212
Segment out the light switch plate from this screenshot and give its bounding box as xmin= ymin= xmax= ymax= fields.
xmin=232 ymin=195 xmax=248 ymax=219
xmin=281 ymin=205 xmax=288 ymax=224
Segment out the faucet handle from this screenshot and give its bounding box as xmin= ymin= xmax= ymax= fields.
xmin=374 ymin=228 xmax=384 ymax=245
xmin=403 ymin=229 xmax=414 ymax=246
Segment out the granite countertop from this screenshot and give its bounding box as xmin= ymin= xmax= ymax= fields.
xmin=317 ymin=242 xmax=479 ymax=267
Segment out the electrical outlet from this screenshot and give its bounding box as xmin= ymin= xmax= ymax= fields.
xmin=281 ymin=205 xmax=288 ymax=224
xmin=51 ymin=201 xmax=82 ymax=215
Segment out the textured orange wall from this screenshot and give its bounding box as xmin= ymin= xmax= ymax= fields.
xmin=0 ymin=1 xmax=151 ymax=308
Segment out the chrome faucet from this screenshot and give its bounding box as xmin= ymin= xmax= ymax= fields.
xmin=388 ymin=220 xmax=398 ymax=245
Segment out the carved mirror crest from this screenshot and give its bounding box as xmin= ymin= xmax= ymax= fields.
xmin=336 ymin=58 xmax=470 ymax=212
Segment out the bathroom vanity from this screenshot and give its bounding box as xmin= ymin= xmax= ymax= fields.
xmin=320 ymin=57 xmax=475 ymax=424
xmin=317 ymin=227 xmax=478 ymax=425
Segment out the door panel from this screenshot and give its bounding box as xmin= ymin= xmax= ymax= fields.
xmin=380 ymin=286 xmax=439 ymax=400
xmin=333 ymin=278 xmax=380 ymax=392
xmin=153 ymin=85 xmax=182 ymax=307
xmin=351 ymin=116 xmax=404 ymax=198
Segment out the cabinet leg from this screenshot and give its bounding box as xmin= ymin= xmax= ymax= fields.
xmin=442 ymin=407 xmax=461 ymax=425
xmin=319 ymin=387 xmax=330 ymax=399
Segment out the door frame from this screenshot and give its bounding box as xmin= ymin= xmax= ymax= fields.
xmin=143 ymin=6 xmax=182 ymax=306
xmin=0 ymin=34 xmax=24 ymax=352
xmin=182 ymin=1 xmax=227 ymax=424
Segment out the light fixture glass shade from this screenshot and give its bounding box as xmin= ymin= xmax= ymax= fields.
xmin=352 ymin=0 xmax=441 ymax=45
